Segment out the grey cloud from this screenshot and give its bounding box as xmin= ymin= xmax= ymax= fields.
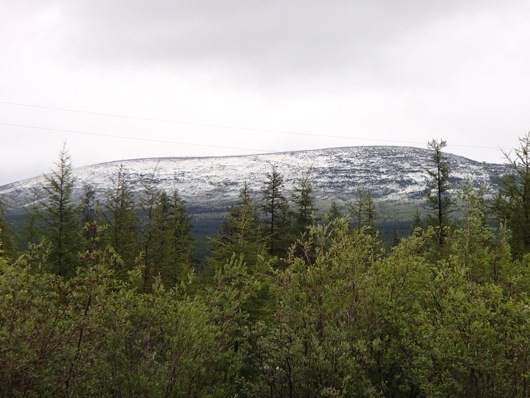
xmin=57 ymin=0 xmax=486 ymax=76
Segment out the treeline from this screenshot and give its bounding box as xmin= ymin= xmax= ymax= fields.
xmin=0 ymin=135 xmax=529 ymax=397
xmin=1 ymin=152 xmax=195 ymax=290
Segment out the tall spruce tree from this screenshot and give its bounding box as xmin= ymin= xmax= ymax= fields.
xmin=139 ymin=178 xmax=194 ymax=289
xmin=40 ymin=145 xmax=81 ymax=276
xmin=493 ymin=132 xmax=530 ymax=257
xmin=291 ymin=170 xmax=317 ymax=237
xmin=80 ymin=183 xmax=97 ymax=227
xmin=425 ymin=139 xmax=453 ymax=246
xmin=261 ymin=167 xmax=290 ymax=257
xmin=410 ymin=207 xmax=424 ymax=236
xmin=19 ymin=185 xmax=43 ymax=250
xmin=79 ymin=182 xmax=102 ymax=253
xmin=326 ymin=200 xmax=343 ymax=222
xmin=103 ymin=165 xmax=139 ymax=270
xmin=347 ymin=188 xmax=377 ymax=230
xmin=138 ymin=169 xmax=162 ymax=289
xmin=209 ymin=182 xmax=266 ymax=271
xmin=159 ymin=189 xmax=194 ymax=285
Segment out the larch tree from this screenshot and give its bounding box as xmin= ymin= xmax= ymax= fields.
xmin=79 ymin=182 xmax=103 ymax=253
xmin=209 ymin=182 xmax=266 ymax=272
xmin=260 ymin=166 xmax=291 ymax=257
xmin=103 ymin=164 xmax=139 ymax=270
xmin=165 ymin=189 xmax=195 ymax=281
xmin=291 ymin=169 xmax=317 ymax=237
xmin=326 ymin=200 xmax=343 ymax=222
xmin=40 ymin=145 xmax=81 ymax=276
xmin=144 ymin=188 xmax=194 ymax=288
xmin=19 ymin=185 xmax=43 ymax=250
xmin=80 ymin=183 xmax=97 ymax=227
xmin=410 ymin=207 xmax=424 ymax=236
xmin=425 ymin=139 xmax=454 ymax=246
xmin=138 ymin=168 xmax=163 ymax=289
xmin=347 ymin=188 xmax=377 ymax=230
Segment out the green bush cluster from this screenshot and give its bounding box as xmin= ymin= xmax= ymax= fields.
xmin=1 ymin=214 xmax=529 ymax=397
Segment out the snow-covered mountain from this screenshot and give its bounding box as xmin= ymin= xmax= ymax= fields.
xmin=0 ymin=146 xmax=507 ymax=219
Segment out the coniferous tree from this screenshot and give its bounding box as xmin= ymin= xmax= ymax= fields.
xmin=103 ymin=165 xmax=139 ymax=270
xmin=40 ymin=145 xmax=81 ymax=276
xmin=260 ymin=167 xmax=291 ymax=257
xmin=326 ymin=200 xmax=343 ymax=222
xmin=151 ymin=189 xmax=194 ymax=287
xmin=19 ymin=185 xmax=43 ymax=250
xmin=138 ymin=169 xmax=162 ymax=289
xmin=209 ymin=182 xmax=266 ymax=271
xmin=391 ymin=225 xmax=401 ymax=247
xmin=410 ymin=207 xmax=424 ymax=236
xmin=425 ymin=139 xmax=453 ymax=245
xmin=347 ymin=188 xmax=377 ymax=230
xmin=80 ymin=183 xmax=97 ymax=227
xmin=493 ymin=132 xmax=530 ymax=258
xmin=291 ymin=170 xmax=317 ymax=237
xmin=79 ymin=183 xmax=103 ymax=253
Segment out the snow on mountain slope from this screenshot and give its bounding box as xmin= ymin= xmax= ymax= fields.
xmin=0 ymin=146 xmax=507 ymax=215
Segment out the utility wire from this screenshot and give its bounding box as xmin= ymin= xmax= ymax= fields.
xmin=0 ymin=100 xmax=348 ymax=138
xmin=0 ymin=99 xmax=424 ymax=144
xmin=0 ymin=99 xmax=502 ymax=150
xmin=0 ymin=121 xmax=263 ymax=152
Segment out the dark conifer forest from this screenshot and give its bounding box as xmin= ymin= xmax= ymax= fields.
xmin=1 ymin=135 xmax=530 ymax=397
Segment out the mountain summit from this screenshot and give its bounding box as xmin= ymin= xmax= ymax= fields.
xmin=1 ymin=146 xmax=506 ymax=215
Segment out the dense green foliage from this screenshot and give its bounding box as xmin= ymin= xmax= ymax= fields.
xmin=1 ymin=139 xmax=530 ymax=397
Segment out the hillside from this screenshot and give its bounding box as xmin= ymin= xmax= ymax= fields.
xmin=1 ymin=146 xmax=506 ymax=207
xmin=0 ymin=146 xmax=507 ymax=250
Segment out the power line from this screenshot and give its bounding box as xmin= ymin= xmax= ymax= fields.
xmin=0 ymin=121 xmax=263 ymax=152
xmin=0 ymin=99 xmax=351 ymax=139
xmin=0 ymin=99 xmax=503 ymax=151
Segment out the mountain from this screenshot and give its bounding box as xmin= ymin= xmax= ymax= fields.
xmin=0 ymin=146 xmax=507 ymax=250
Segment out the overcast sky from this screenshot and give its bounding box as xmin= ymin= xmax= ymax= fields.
xmin=1 ymin=0 xmax=529 ymax=185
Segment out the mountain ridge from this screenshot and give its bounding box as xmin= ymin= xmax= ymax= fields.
xmin=1 ymin=146 xmax=507 ymax=218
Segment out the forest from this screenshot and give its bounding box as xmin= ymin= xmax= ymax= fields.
xmin=0 ymin=135 xmax=529 ymax=397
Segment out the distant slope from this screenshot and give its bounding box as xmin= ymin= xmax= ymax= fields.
xmin=0 ymin=146 xmax=508 ymax=255
xmin=1 ymin=146 xmax=506 ymax=216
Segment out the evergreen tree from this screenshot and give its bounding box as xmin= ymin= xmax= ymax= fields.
xmin=260 ymin=167 xmax=291 ymax=257
xmin=19 ymin=185 xmax=42 ymax=250
xmin=40 ymin=145 xmax=81 ymax=276
xmin=347 ymin=188 xmax=377 ymax=230
xmin=291 ymin=169 xmax=317 ymax=237
xmin=150 ymin=189 xmax=194 ymax=287
xmin=138 ymin=169 xmax=162 ymax=289
xmin=79 ymin=183 xmax=103 ymax=253
xmin=166 ymin=189 xmax=195 ymax=279
xmin=493 ymin=132 xmax=530 ymax=258
xmin=425 ymin=139 xmax=454 ymax=245
xmin=326 ymin=200 xmax=343 ymax=222
xmin=410 ymin=207 xmax=424 ymax=236
xmin=209 ymin=182 xmax=266 ymax=271
xmin=103 ymin=165 xmax=139 ymax=270
xmin=80 ymin=183 xmax=97 ymax=226
xmin=391 ymin=225 xmax=401 ymax=247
